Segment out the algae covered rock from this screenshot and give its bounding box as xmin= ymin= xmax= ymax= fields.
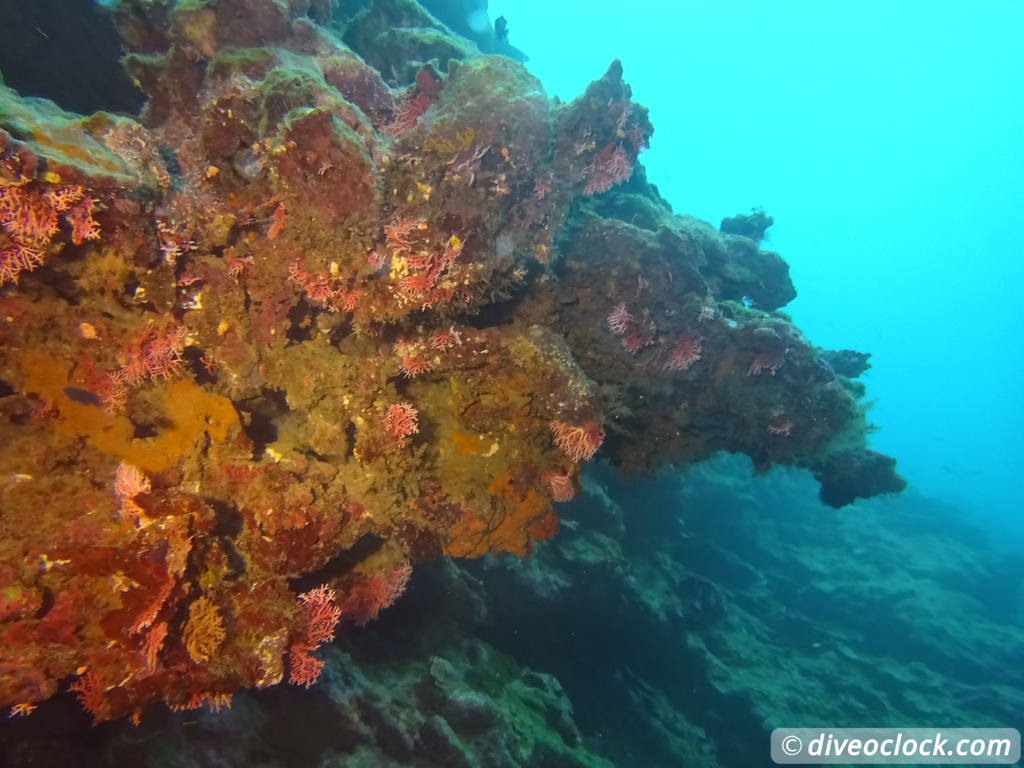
xmin=0 ymin=0 xmax=903 ymax=724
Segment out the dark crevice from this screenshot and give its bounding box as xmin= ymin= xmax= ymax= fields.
xmin=209 ymin=499 xmax=243 ymax=540
xmin=130 ymin=422 xmax=159 ymax=440
xmin=298 ymin=446 xmax=328 ymax=463
xmin=34 ymin=587 xmax=55 ymax=620
xmin=286 ymin=302 xmax=314 ymax=343
xmin=235 ymin=388 xmax=289 ymax=459
xmin=182 ymin=344 xmax=216 ymax=385
xmin=465 ymin=294 xmax=520 ymax=328
xmin=343 ymin=421 xmax=357 ymax=460
xmin=207 ymin=499 xmax=246 ymax=580
xmin=289 ymin=533 xmax=384 ymax=594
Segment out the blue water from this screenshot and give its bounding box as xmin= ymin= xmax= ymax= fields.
xmin=495 ymin=0 xmax=1024 ymax=531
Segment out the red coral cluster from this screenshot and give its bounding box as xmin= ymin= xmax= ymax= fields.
xmin=100 ymin=324 xmax=187 ymax=411
xmin=288 ymin=586 xmax=343 ymax=688
xmin=288 ymin=260 xmax=363 ymax=313
xmin=749 ymin=348 xmax=786 ymax=376
xmin=664 ymin=333 xmax=703 ymax=371
xmin=394 ymin=230 xmax=465 ymax=310
xmin=382 ymin=403 xmax=420 ymax=448
xmin=550 ymin=420 xmax=605 ymax=463
xmin=340 ymin=563 xmax=412 ymax=626
xmin=584 ymin=143 xmax=634 ymax=195
xmin=113 ymin=462 xmax=150 ymax=520
xmin=399 ymin=354 xmax=433 ymax=378
xmin=607 ymin=302 xmax=633 ymax=335
xmin=606 ymin=301 xmax=655 ymax=353
xmin=542 ymin=471 xmax=577 ymax=502
xmin=0 ymin=183 xmax=99 ymax=284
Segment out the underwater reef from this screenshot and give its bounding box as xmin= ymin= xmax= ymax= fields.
xmin=0 ymin=0 xmax=904 ymax=728
xmin=465 ymin=461 xmax=1024 ymax=768
xmin=4 ymin=461 xmax=1018 ymax=768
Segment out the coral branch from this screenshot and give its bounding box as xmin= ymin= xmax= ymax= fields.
xmin=382 ymin=403 xmax=420 ymax=448
xmin=550 ymin=420 xmax=605 ymax=463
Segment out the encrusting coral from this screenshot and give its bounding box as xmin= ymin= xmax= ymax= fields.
xmin=0 ymin=0 xmax=904 ymax=723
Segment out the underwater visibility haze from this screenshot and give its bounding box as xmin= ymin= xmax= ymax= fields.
xmin=0 ymin=0 xmax=1021 ymax=766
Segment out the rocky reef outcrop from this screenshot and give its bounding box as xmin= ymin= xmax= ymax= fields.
xmin=0 ymin=0 xmax=903 ymax=725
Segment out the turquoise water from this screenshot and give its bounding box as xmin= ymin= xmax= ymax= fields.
xmin=496 ymin=0 xmax=1024 ymax=529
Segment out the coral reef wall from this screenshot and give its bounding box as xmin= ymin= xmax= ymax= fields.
xmin=0 ymin=0 xmax=903 ymax=723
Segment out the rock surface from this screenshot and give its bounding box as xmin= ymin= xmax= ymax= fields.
xmin=0 ymin=0 xmax=903 ymax=730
